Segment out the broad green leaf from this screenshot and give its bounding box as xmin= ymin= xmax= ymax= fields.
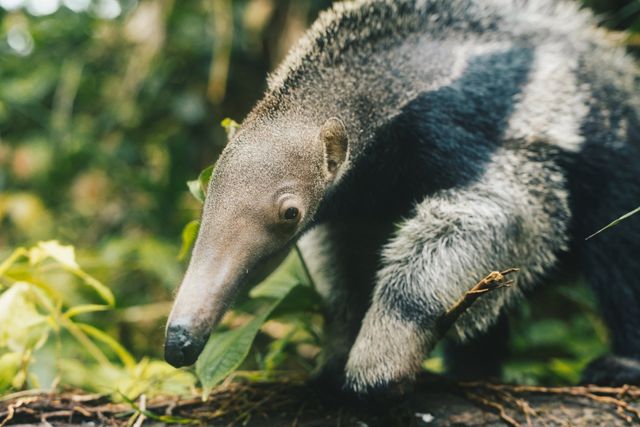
xmin=32 ymin=240 xmax=115 ymax=306
xmin=250 ymin=274 xmax=300 ymax=299
xmin=196 ymin=301 xmax=280 ymax=398
xmin=2 ymin=272 xmax=63 ymax=303
xmin=178 ymin=220 xmax=200 ymax=261
xmin=269 ymin=285 xmax=321 ymax=318
xmin=196 ymin=274 xmax=299 ymax=398
xmin=195 ymin=248 xmax=316 ymax=391
xmin=0 ymin=283 xmax=50 ymax=353
xmin=586 ymin=205 xmax=640 ymax=239
xmin=422 ymin=356 xmax=445 ymax=374
xmin=548 ymin=358 xmax=584 ymax=384
xmin=35 ymin=241 xmax=79 ymax=269
xmin=249 ymin=249 xmax=320 ymax=317
xmin=250 ymin=250 xmax=309 ymax=299
xmin=0 ymin=352 xmax=21 ymax=392
xmin=76 ymin=322 xmax=136 ymax=370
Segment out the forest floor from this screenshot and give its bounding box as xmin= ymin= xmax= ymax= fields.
xmin=2 ymin=374 xmax=640 ymax=427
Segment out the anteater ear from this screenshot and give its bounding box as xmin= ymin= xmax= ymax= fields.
xmin=320 ymin=117 xmax=349 ymax=180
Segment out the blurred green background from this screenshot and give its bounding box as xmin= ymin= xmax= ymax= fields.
xmin=0 ymin=0 xmax=638 ymax=396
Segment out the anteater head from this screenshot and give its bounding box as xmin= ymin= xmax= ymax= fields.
xmin=164 ymin=115 xmax=349 ymax=367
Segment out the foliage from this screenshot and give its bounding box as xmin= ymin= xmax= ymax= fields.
xmin=0 ymin=241 xmax=196 ymax=397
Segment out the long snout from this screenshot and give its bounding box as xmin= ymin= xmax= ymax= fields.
xmin=164 ymin=253 xmax=243 ymax=367
xmin=163 ymin=224 xmax=289 ymax=368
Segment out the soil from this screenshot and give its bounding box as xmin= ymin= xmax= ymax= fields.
xmin=2 ymin=375 xmax=640 ymax=426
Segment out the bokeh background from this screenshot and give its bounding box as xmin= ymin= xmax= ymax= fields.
xmin=0 ymin=0 xmax=638 ymax=395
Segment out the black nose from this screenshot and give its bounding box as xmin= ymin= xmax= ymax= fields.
xmin=164 ymin=325 xmax=207 ymax=368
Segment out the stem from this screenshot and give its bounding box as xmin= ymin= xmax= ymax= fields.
xmin=293 ymin=244 xmax=315 ymax=289
xmin=435 ymin=268 xmax=519 ymax=339
xmin=0 ymin=248 xmax=28 ymax=278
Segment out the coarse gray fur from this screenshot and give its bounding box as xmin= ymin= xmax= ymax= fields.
xmin=165 ymin=0 xmax=640 ymax=395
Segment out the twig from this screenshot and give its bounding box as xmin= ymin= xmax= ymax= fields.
xmin=0 ymin=403 xmax=15 ymax=427
xmin=435 ymin=268 xmax=519 ymax=338
xmin=463 ymin=390 xmax=521 ymax=427
xmin=132 ymin=395 xmax=146 ymax=427
xmin=461 ymin=382 xmax=640 ymax=424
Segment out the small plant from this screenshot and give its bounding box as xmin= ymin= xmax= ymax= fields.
xmin=0 ymin=241 xmax=195 ymax=398
xmin=0 ymin=241 xmax=125 ymax=391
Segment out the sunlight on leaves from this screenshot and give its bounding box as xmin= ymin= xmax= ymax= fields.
xmin=29 ymin=240 xmax=115 ymax=306
xmin=34 ymin=241 xmax=79 ymax=269
xmin=0 ymin=282 xmax=50 ymax=353
xmin=0 ymin=353 xmax=22 ymax=392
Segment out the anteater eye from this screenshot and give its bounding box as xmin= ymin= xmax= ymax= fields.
xmin=284 ymin=207 xmax=299 ymax=221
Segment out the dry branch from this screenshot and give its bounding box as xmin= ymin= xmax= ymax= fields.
xmin=435 ymin=268 xmax=518 ymax=338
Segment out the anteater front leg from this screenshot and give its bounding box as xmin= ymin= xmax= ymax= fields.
xmin=344 ymin=151 xmax=571 ymax=394
xmin=297 ymin=222 xmax=393 ymax=389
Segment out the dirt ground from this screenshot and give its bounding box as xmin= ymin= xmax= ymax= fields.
xmin=2 ymin=375 xmax=640 ymax=426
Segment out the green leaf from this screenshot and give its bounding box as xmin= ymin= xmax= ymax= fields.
xmin=187 ymin=179 xmax=204 ymax=204
xmin=0 ymin=248 xmax=28 ymax=278
xmin=186 ymin=165 xmax=214 ymax=204
xmin=250 ymin=274 xmax=301 ymax=299
xmin=248 ymin=249 xmax=320 ymax=317
xmin=2 ymin=272 xmax=63 ymax=303
xmin=198 ymin=165 xmax=214 ymax=194
xmin=196 ymin=284 xmax=298 ymax=398
xmin=0 ymin=352 xmax=21 ymax=392
xmin=178 ymin=220 xmax=200 ymax=261
xmin=193 ymin=248 xmax=311 ymax=395
xmin=32 ymin=241 xmax=115 ymax=306
xmin=250 ymin=250 xmax=309 ymax=299
xmin=196 ymin=302 xmax=279 ymax=398
xmin=34 ymin=241 xmax=79 ymax=269
xmin=0 ymin=283 xmax=50 ymax=353
xmin=269 ymin=285 xmax=321 ymax=317
xmin=586 ymin=205 xmax=640 ymax=239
